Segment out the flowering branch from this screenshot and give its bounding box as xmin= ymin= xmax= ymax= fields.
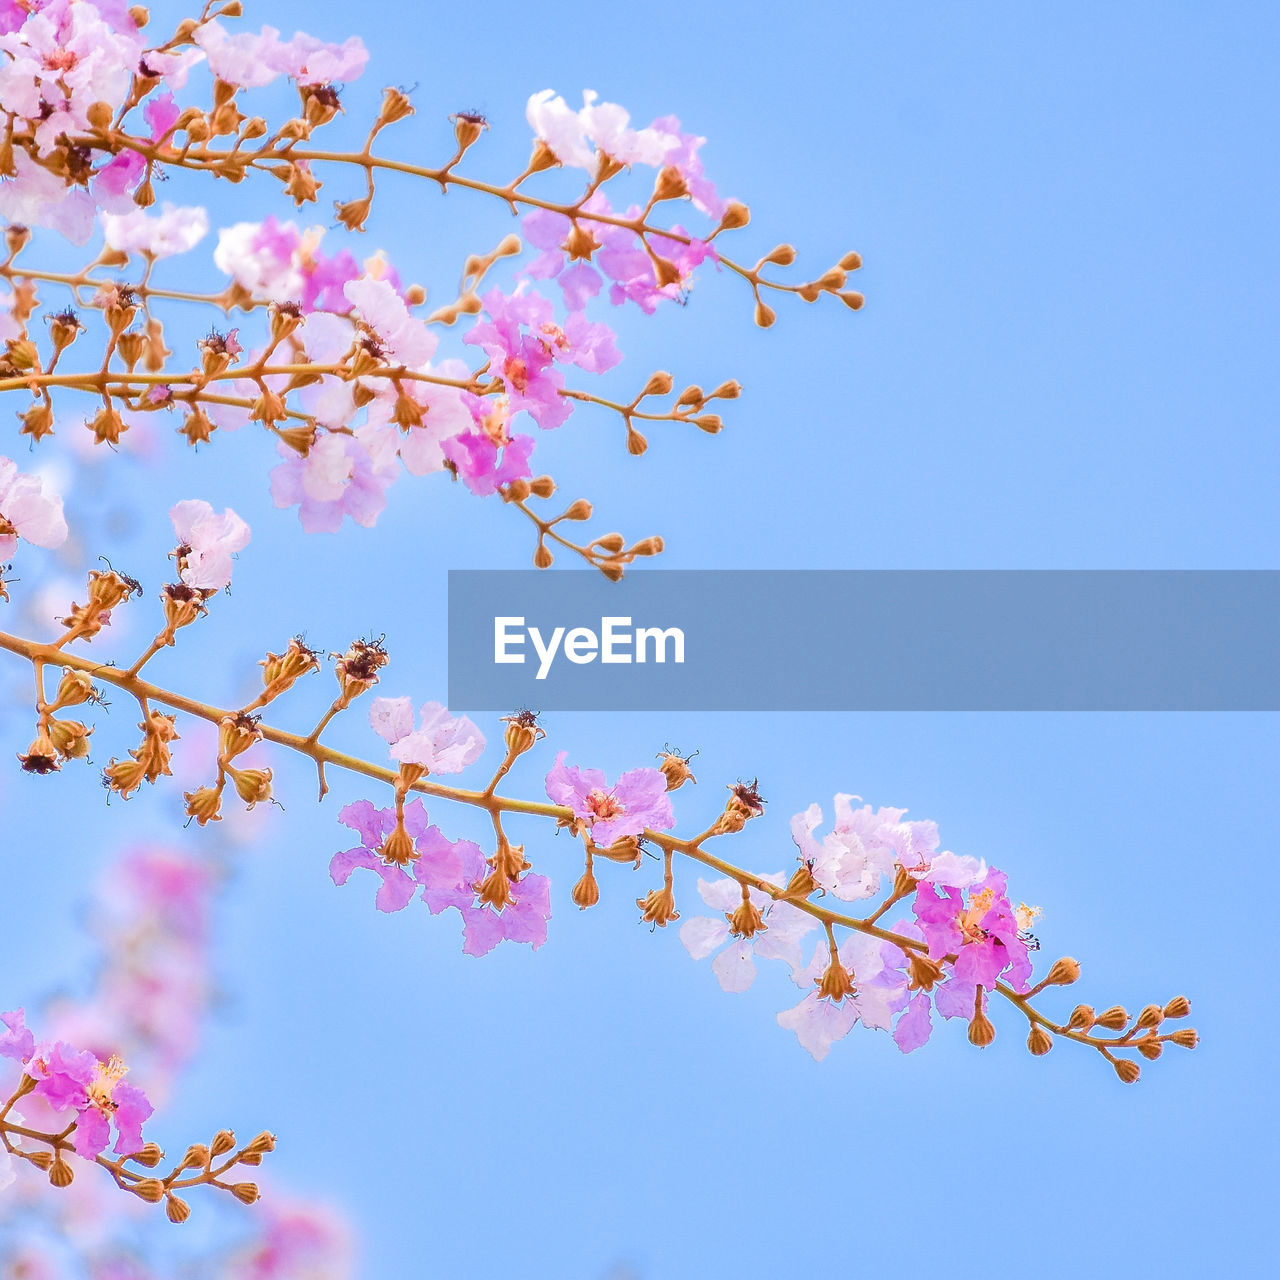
xmin=0 ymin=535 xmax=1198 ymax=1083
xmin=0 ymin=0 xmax=861 ymax=574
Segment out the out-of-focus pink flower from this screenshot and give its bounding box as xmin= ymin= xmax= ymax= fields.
xmin=194 ymin=19 xmax=366 ymax=89
xmin=369 ymin=698 xmax=485 ymax=773
xmin=0 ymin=1008 xmax=35 ymax=1062
xmin=169 ymin=498 xmax=250 ymax=590
xmin=526 ymin=90 xmax=677 ymax=169
xmin=100 ymin=203 xmax=209 ymax=259
xmin=544 ymin=752 xmax=675 ymax=846
xmin=0 ymin=455 xmax=68 ymax=555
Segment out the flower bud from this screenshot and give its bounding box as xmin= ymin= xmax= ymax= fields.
xmin=529 ymin=475 xmax=556 ymax=499
xmin=49 ymin=1156 xmax=75 ymax=1188
xmin=562 ymin=499 xmax=592 ymax=521
xmin=1168 ymin=1028 xmax=1199 ymax=1049
xmin=245 ymin=1130 xmax=276 ymax=1155
xmin=533 ymin=544 xmax=553 ymax=569
xmin=1045 ymin=957 xmax=1081 ymax=986
xmin=88 ymin=405 xmax=127 ymax=446
xmin=19 ymin=731 xmax=61 ymax=774
xmin=1163 ymin=996 xmax=1191 ymax=1019
xmin=630 ymin=537 xmax=664 ymax=557
xmin=130 ymin=1142 xmax=164 ymax=1167
xmin=166 ymin=1195 xmax=191 ymax=1223
xmin=1137 ymin=1038 xmax=1163 ymax=1061
xmin=642 ymin=370 xmax=674 ymax=397
xmin=210 ymin=1129 xmax=237 ymax=1157
xmin=571 ymin=864 xmax=599 ymax=910
xmin=626 ymin=427 xmax=648 ymax=455
xmin=134 ymin=1177 xmax=165 ymax=1202
xmin=1113 ymin=1058 xmax=1141 ymax=1084
xmin=840 ymin=250 xmax=863 ymax=271
xmin=1066 ymin=1004 xmax=1095 ymax=1031
xmin=179 ymin=1144 xmax=209 ymax=1171
xmin=1095 ymin=1005 xmax=1129 ymax=1031
xmin=1027 ymin=1024 xmax=1053 ymax=1056
xmin=717 ymin=200 xmax=750 ymax=230
xmin=967 ymin=1009 xmax=996 ymax=1048
xmin=451 ymin=112 xmax=488 ymax=151
xmin=335 ymin=196 xmax=373 ymax=233
xmin=230 ymin=1182 xmax=260 ymax=1205
xmin=378 ymin=87 xmax=415 ymax=124
xmin=1135 ymin=1003 xmax=1164 ymax=1030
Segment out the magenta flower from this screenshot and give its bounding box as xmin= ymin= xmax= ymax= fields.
xmin=0 ymin=455 xmax=68 ymax=556
xmin=331 ymin=797 xmax=436 ymax=912
xmin=442 ymin=428 xmax=535 ymax=497
xmin=913 ymin=868 xmax=1035 ymax=992
xmin=464 ymin=291 xmax=572 ymax=430
xmin=169 ymin=498 xmax=250 ymax=591
xmin=544 ymin=751 xmax=675 ymax=846
xmin=3 ymin=1011 xmax=153 ymax=1158
xmin=368 ymin=698 xmax=486 ymax=773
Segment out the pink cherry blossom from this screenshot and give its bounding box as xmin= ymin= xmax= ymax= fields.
xmin=0 ymin=456 xmax=68 ymax=555
xmin=368 ymin=697 xmax=486 ymax=773
xmin=544 ymin=751 xmax=675 ymax=846
xmin=679 ymin=875 xmax=818 ymax=993
xmin=169 ymin=498 xmax=250 ymax=590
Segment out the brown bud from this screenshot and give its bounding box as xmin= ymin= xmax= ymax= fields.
xmin=116 ymin=330 xmax=147 ymax=369
xmin=753 ymin=299 xmax=777 ymax=329
xmin=4 ymin=337 xmax=37 ymax=371
xmin=626 ymin=427 xmax=648 ymax=455
xmin=1168 ymin=1028 xmax=1199 ymax=1049
xmin=19 ymin=731 xmax=61 ymax=774
xmin=562 ymin=498 xmax=593 ymax=521
xmin=245 ymin=1130 xmax=276 ymax=1155
xmin=693 ymin=414 xmax=722 ymax=433
xmin=717 ymin=200 xmax=750 ymax=231
xmin=1135 ymin=1003 xmax=1165 ymax=1030
xmin=230 ymin=1182 xmax=260 ymax=1205
xmin=1163 ymin=996 xmax=1191 ymax=1019
xmin=652 ymin=165 xmax=689 ymax=202
xmin=840 ymin=251 xmax=863 ymax=271
xmin=571 ymin=864 xmax=600 ymax=910
xmin=49 ymin=1156 xmax=75 ymax=1188
xmin=283 ymin=163 xmax=320 ymax=205
xmin=967 ymin=1008 xmax=996 ymax=1048
xmin=710 ymin=380 xmax=741 ymax=399
xmin=1027 ymin=1024 xmax=1053 ymax=1056
xmin=1095 ymin=1005 xmax=1129 ymax=1031
xmin=166 ymin=1195 xmax=191 ymax=1223
xmin=502 ymin=712 xmax=543 ymax=757
xmin=1066 ymin=1004 xmax=1095 ymax=1031
xmin=529 ymin=475 xmax=556 ymax=499
xmin=562 ymin=222 xmax=601 ymax=264
xmin=134 ymin=1177 xmax=165 ymax=1202
xmin=839 ymin=290 xmax=866 ymax=311
xmin=1045 ymin=957 xmax=1081 ymax=986
xmin=503 ymin=478 xmax=531 ymax=503
xmin=133 ymin=178 xmax=155 ymax=208
xmin=276 ymin=424 xmax=317 ymax=456
xmin=52 ymin=668 xmax=96 ymax=709
xmin=210 ymin=1129 xmax=236 ymax=1157
xmin=130 ymin=1142 xmax=164 ymax=1167
xmin=533 ymin=544 xmax=554 ymax=569
xmin=1137 ymin=1037 xmax=1164 ymax=1061
xmin=5 ymin=223 xmax=31 ymax=255
xmin=379 ymin=821 xmax=418 ymax=867
xmin=1113 ymin=1058 xmax=1141 ymax=1084
xmin=452 ymin=113 xmax=488 ymax=150
xmin=249 ymin=389 xmax=288 ymax=426
xmin=817 ymin=267 xmax=847 ymax=290
xmin=642 ymin=370 xmax=673 ymax=397
xmin=86 ymin=100 xmax=114 ymax=131
xmin=179 ymin=1144 xmax=209 ymax=1171
xmin=765 ymin=243 xmax=796 ymax=266
xmin=26 ymin=1150 xmax=52 ymax=1171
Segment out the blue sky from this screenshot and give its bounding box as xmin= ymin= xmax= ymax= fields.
xmin=2 ymin=1 xmax=1277 ymax=1275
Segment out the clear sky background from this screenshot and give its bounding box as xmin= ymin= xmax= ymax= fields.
xmin=2 ymin=1 xmax=1277 ymax=1275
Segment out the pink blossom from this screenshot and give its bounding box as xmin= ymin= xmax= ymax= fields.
xmin=194 ymin=20 xmax=367 ymax=90
xmin=526 ymin=90 xmax=678 ymax=169
xmin=544 ymin=751 xmax=675 ymax=846
xmin=913 ymin=868 xmax=1035 ymax=992
xmin=168 ymin=498 xmax=250 ymax=590
xmin=0 ymin=1008 xmax=34 ymax=1062
xmin=464 ymin=291 xmax=571 ymax=430
xmin=343 ymin=276 xmax=435 ymax=366
xmin=679 ymin=875 xmax=818 ymax=993
xmin=0 ymin=455 xmax=68 ymax=555
xmin=269 ymin=423 xmax=400 ymax=532
xmin=0 ymin=149 xmax=95 ymax=242
xmin=331 ymin=797 xmax=433 ymax=913
xmin=777 ymin=934 xmax=911 ymax=1061
xmin=790 ymin=795 xmax=900 ymax=903
xmin=100 ymin=203 xmax=208 ymax=259
xmin=442 ymin=428 xmax=535 ymax=497
xmin=369 ymin=697 xmax=486 ymax=773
